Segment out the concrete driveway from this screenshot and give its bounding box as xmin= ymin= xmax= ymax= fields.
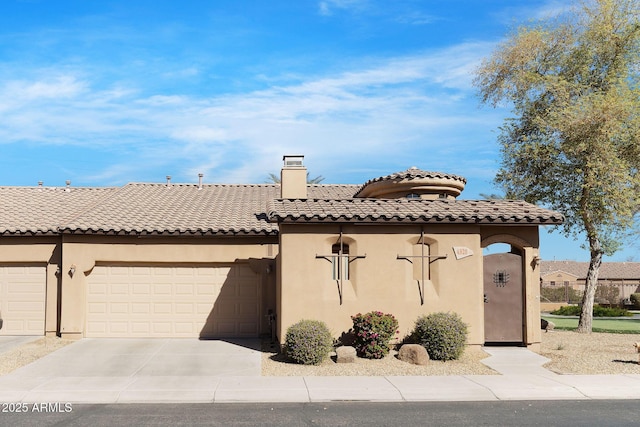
xmin=0 ymin=338 xmax=261 ymax=403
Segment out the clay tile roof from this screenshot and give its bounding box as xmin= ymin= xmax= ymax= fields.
xmin=0 ymin=186 xmax=116 ymax=236
xmin=267 ymin=199 xmax=564 ymax=225
xmin=62 ymin=183 xmax=283 ymax=236
xmin=308 ymin=184 xmax=359 ymax=199
xmin=353 ymin=168 xmax=467 ymax=197
xmin=1 ymin=182 xmax=562 ymax=235
xmin=540 ymin=260 xmax=640 ymax=280
xmin=0 ymin=183 xmax=360 ymax=236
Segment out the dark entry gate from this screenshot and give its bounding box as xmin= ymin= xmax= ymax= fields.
xmin=483 ymin=252 xmax=524 ymax=344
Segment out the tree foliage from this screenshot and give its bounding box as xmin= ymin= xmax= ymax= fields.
xmin=474 ymin=0 xmax=640 ymax=332
xmin=265 ymin=172 xmax=325 ymax=184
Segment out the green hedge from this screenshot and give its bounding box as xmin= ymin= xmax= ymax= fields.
xmin=551 ymin=305 xmax=632 ymax=317
xmin=630 ymin=293 xmax=640 ymax=310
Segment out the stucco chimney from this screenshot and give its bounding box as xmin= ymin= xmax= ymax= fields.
xmin=280 ymin=155 xmax=307 ymax=199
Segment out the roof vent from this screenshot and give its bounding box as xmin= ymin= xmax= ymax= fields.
xmin=283 ymin=155 xmax=304 ymax=168
xmin=166 ymin=175 xmax=171 ymax=187
xmin=38 ymin=181 xmax=43 ymax=190
xmin=65 ymin=180 xmax=71 ymax=192
xmin=198 ymin=173 xmax=203 ymax=190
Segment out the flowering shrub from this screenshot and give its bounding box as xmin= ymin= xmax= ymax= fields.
xmin=284 ymin=319 xmax=333 ymax=365
xmin=411 ymin=312 xmax=467 ymax=361
xmin=351 ymin=311 xmax=399 ymax=359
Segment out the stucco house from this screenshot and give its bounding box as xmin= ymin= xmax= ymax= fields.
xmin=0 ymin=155 xmax=562 ymax=350
xmin=541 ymin=260 xmax=640 ymax=305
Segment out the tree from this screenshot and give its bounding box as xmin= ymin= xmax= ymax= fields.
xmin=474 ymin=0 xmax=640 ymax=333
xmin=479 ymin=193 xmax=507 ymax=200
xmin=265 ymin=172 xmax=325 ymax=184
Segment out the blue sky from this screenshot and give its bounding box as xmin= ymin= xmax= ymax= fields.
xmin=0 ymin=0 xmax=636 ymax=262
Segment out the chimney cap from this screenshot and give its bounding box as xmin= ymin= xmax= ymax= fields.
xmin=282 ymin=155 xmax=304 ymax=168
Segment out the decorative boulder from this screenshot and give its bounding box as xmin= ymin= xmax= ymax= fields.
xmin=336 ymin=346 xmax=357 ymax=363
xmin=541 ymin=319 xmax=555 ymax=332
xmin=398 ymin=344 xmax=430 ymax=366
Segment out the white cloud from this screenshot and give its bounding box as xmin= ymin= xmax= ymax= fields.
xmin=318 ymin=0 xmax=369 ymax=16
xmin=495 ymin=0 xmax=572 ymax=25
xmin=0 ymin=75 xmax=86 ymax=109
xmin=0 ymin=41 xmax=502 ymax=185
xmin=394 ymin=11 xmax=438 ymax=26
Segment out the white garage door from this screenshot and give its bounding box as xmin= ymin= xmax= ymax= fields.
xmin=0 ymin=265 xmax=46 ymax=336
xmin=85 ymin=264 xmax=260 ymax=338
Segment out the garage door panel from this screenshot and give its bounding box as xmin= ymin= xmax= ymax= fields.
xmin=109 ymin=322 xmax=128 ymax=334
xmin=132 ymin=267 xmax=152 ymax=276
xmin=215 ymin=322 xmax=235 ymax=335
xmin=238 ymin=303 xmax=258 ymax=315
xmin=109 ymin=303 xmax=128 ymax=314
xmin=111 ymin=284 xmax=129 ymax=294
xmin=132 ymin=303 xmax=150 ymax=314
xmin=131 ymin=322 xmax=150 ymax=334
xmin=88 ymin=302 xmax=107 ymax=314
xmin=154 ymin=284 xmax=171 ymax=295
xmin=89 ymin=283 xmax=107 ymax=295
xmin=132 ymin=284 xmax=150 ymax=294
xmin=86 ymin=264 xmax=259 ymax=338
xmin=0 ymin=265 xmax=46 ymax=336
xmin=153 ymin=303 xmax=172 ymax=314
xmin=238 ymin=322 xmax=259 ymax=335
xmin=175 ymin=284 xmax=194 ymax=295
xmin=175 ymin=303 xmax=194 ymax=314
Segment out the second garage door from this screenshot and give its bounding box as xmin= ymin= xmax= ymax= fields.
xmin=0 ymin=265 xmax=46 ymax=336
xmin=86 ymin=264 xmax=260 ymax=338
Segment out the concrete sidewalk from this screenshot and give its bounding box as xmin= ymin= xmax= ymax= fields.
xmin=1 ymin=342 xmax=640 ymax=403
xmin=2 ymin=372 xmax=640 ymax=403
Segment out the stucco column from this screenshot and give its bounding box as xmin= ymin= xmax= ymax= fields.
xmin=58 ymin=239 xmax=87 ymax=339
xmin=524 ymin=246 xmax=542 ymax=350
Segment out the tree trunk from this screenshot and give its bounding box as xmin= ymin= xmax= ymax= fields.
xmin=576 ymin=236 xmax=603 ymax=333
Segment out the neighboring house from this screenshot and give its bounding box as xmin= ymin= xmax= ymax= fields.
xmin=0 ymin=155 xmax=562 ymax=350
xmin=540 ymin=260 xmax=640 ymax=305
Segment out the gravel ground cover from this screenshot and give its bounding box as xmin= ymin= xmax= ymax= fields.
xmin=2 ymin=331 xmax=639 ymax=377
xmin=539 ymin=330 xmax=640 ymax=375
xmin=0 ymin=337 xmax=73 ymax=375
xmin=261 ymin=342 xmax=497 ymax=376
xmin=262 ymin=330 xmax=640 ymax=376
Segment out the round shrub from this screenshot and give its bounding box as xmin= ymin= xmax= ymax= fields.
xmin=411 ymin=312 xmax=468 ymax=361
xmin=284 ymin=319 xmax=333 ymax=365
xmin=351 ymin=311 xmax=399 ymax=359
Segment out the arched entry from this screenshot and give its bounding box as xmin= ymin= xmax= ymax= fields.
xmin=483 ymin=247 xmax=524 ymax=344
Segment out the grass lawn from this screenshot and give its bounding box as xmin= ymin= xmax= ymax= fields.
xmin=542 ymin=316 xmax=640 ymax=334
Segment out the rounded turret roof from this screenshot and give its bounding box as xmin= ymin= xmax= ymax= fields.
xmin=353 ymin=167 xmax=466 ymax=199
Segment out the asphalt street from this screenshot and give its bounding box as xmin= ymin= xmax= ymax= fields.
xmin=1 ymin=401 xmax=639 ymax=427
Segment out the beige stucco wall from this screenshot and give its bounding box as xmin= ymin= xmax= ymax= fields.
xmin=277 ymin=223 xmax=486 ymax=345
xmin=541 ymin=271 xmax=579 ymax=283
xmin=276 ymin=223 xmax=544 ymax=350
xmin=2 ymin=223 xmax=543 ymax=347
